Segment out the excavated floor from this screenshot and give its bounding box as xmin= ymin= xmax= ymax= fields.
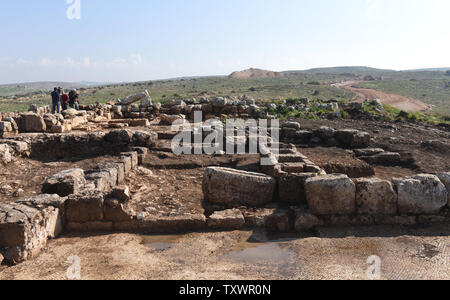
xmin=301 ymin=147 xmax=417 ymax=180
xmin=0 ymin=156 xmax=117 ymax=203
xmin=1 ymin=224 xmax=449 ymax=280
xmin=124 ymin=152 xmax=262 ymax=217
xmin=125 ymin=167 xmax=205 ymax=217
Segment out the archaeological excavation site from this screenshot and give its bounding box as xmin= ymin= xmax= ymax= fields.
xmin=0 ymin=91 xmax=449 ymax=271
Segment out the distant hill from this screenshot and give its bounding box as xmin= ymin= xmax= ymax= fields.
xmin=403 ymin=67 xmax=450 ymax=72
xmin=229 ymin=66 xmax=398 ymax=79
xmin=229 ymin=68 xmax=288 ymax=79
xmin=286 ymin=66 xmax=396 ymax=74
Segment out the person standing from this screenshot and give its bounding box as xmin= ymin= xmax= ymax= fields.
xmin=60 ymin=89 xmax=69 ymax=111
xmin=51 ymin=87 xmax=60 ymax=114
xmin=69 ymin=89 xmax=80 ymax=110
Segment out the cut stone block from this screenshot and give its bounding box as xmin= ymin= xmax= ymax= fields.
xmin=351 ymin=132 xmax=371 ymax=149
xmin=0 ymin=139 xmax=29 ymax=155
xmin=277 ymin=154 xmax=305 ymax=163
xmin=207 ymin=209 xmax=246 ymax=230
xmin=110 ymin=186 xmax=131 ymax=202
xmin=0 ymin=144 xmax=12 ymax=164
xmin=278 ymin=173 xmax=317 ymax=205
xmin=132 ymin=131 xmax=157 ymax=148
xmin=305 ymin=174 xmax=356 ymax=215
xmin=104 ymin=129 xmax=133 ymax=145
xmin=0 ymin=196 xmax=65 ymax=264
xmin=334 ymin=129 xmax=359 ymax=147
xmin=103 ymin=199 xmax=134 ymax=222
xmin=354 ymin=148 xmax=385 ymax=157
xmin=119 ymin=91 xmax=149 ymax=105
xmin=203 ymin=167 xmax=276 ymax=207
xmin=65 ymin=190 xmax=105 ymax=223
xmin=119 ymin=156 xmax=132 ymax=174
xmin=121 ymin=152 xmax=138 ymax=168
xmin=85 ymin=171 xmax=114 ymax=192
xmin=138 ymin=215 xmax=207 ymax=234
xmin=437 ymin=172 xmax=450 ymax=207
xmin=354 ymin=177 xmax=397 ymax=215
xmin=282 ymin=122 xmax=301 ymax=130
xmin=243 ymin=207 xmax=291 ymax=232
xmin=294 ymin=209 xmax=324 ymax=232
xmin=361 ymin=152 xmax=401 ymax=165
xmin=128 ymin=119 xmax=150 ymax=127
xmin=15 ymin=113 xmax=46 ymax=133
xmin=280 ymin=162 xmax=305 ymax=173
xmin=393 ymin=174 xmax=448 ymax=215
xmin=42 ymin=168 xmax=86 ymax=197
xmin=263 ymin=209 xmax=291 ymax=233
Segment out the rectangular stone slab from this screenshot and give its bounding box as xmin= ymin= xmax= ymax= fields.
xmin=203 ymin=167 xmax=276 ymax=207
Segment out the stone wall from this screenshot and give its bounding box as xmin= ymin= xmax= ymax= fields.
xmin=2 ymin=129 xmax=156 ymax=162
xmin=202 ymin=168 xmax=449 ymax=231
xmin=0 ymin=146 xmax=146 ymax=264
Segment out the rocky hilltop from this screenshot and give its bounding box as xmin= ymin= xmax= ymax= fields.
xmin=229 ymin=68 xmax=287 ymax=79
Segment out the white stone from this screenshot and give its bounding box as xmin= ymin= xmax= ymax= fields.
xmin=393 ymin=174 xmax=448 ymax=214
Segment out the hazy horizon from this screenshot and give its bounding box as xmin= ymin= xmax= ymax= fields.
xmin=2 ymin=65 xmax=450 ymax=86
xmin=1 ymin=0 xmax=450 ymax=84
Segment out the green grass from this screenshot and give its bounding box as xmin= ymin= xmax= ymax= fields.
xmin=357 ymin=79 xmax=450 ymax=115
xmin=1 ymin=69 xmax=449 ymax=120
xmin=361 ymin=101 xmax=450 ymax=125
xmin=0 ymin=75 xmax=358 ymax=113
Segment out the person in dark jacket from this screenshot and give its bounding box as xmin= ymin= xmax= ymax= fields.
xmin=69 ymin=89 xmax=80 ymax=110
xmin=51 ymin=87 xmax=60 ymax=114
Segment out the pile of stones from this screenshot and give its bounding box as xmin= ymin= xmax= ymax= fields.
xmin=281 ymin=123 xmax=371 ymax=149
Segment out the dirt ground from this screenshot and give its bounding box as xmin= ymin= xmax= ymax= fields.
xmin=125 ymin=167 xmax=205 ymax=216
xmin=301 ymin=147 xmax=375 ymax=178
xmin=1 ymin=224 xmax=448 ymax=280
xmin=0 ymin=156 xmax=118 ymax=203
xmin=297 ymin=119 xmax=450 ymax=175
xmin=340 ymin=82 xmax=430 ymax=112
xmin=123 ymin=152 xmax=261 ymax=216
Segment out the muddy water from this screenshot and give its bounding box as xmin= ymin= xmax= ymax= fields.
xmin=140 ymin=231 xmax=299 ymax=277
xmin=141 ymin=235 xmax=183 ymax=252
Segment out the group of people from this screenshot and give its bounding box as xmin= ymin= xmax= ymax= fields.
xmin=51 ymin=87 xmax=80 ymax=114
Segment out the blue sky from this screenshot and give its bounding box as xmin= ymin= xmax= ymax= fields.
xmin=0 ymin=0 xmax=449 ymax=84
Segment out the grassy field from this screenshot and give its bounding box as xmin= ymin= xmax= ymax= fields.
xmin=356 ymin=78 xmax=450 ymax=115
xmin=0 ymin=75 xmax=358 ymax=112
xmin=0 ymin=67 xmax=449 ymax=118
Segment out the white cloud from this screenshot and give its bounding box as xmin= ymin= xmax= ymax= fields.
xmin=40 ymin=58 xmax=56 ymax=67
xmin=35 ymin=54 xmax=144 ymax=70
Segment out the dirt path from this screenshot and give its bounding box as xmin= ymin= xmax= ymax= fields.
xmin=333 ymin=81 xmax=430 ymax=112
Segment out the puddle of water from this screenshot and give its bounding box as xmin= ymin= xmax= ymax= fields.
xmin=418 ymin=243 xmax=440 ymax=259
xmin=228 ymin=243 xmax=296 ymax=265
xmin=141 ymin=235 xmax=184 ymax=252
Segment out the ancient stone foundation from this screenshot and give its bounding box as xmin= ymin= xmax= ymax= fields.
xmin=1 ymin=97 xmax=449 ymax=266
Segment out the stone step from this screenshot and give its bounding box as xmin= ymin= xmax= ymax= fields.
xmin=277 ymin=154 xmax=306 ymax=163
